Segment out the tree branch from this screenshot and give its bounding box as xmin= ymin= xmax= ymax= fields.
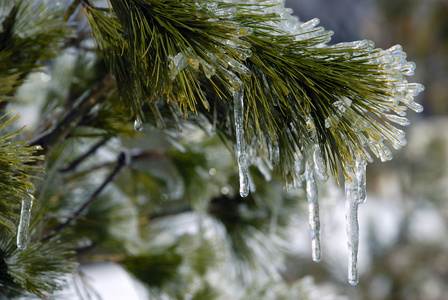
xmin=60 ymin=137 xmax=110 ymax=173
xmin=42 ymin=151 xmax=127 ymax=242
xmin=30 ymin=75 xmax=115 ymax=157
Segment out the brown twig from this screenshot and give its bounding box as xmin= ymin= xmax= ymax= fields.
xmin=61 ymin=137 xmax=110 ymax=173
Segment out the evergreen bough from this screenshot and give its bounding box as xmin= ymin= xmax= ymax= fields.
xmin=0 ymin=0 xmax=423 ymax=298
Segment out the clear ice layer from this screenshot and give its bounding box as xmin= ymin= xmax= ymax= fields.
xmin=305 ymin=153 xmax=322 ymax=263
xmin=233 ymin=88 xmax=249 ymax=198
xmin=17 ymin=192 xmax=35 ymax=250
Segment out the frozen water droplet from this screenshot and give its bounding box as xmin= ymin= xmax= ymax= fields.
xmin=379 ymin=143 xmax=393 ymax=161
xmin=361 ymin=147 xmax=374 ymax=163
xmin=345 ymin=175 xmax=359 ymax=285
xmin=406 ymin=101 xmax=424 ymax=113
xmin=134 ymin=116 xmax=143 ymax=131
xmin=305 ymin=155 xmax=322 ymax=263
xmin=401 ymin=62 xmax=416 ymax=76
xmin=233 ymin=87 xmax=249 ymax=198
xmin=388 ymin=44 xmax=403 ymax=55
xmin=17 ymin=192 xmax=34 ymax=250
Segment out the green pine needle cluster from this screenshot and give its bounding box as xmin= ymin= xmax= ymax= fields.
xmin=0 ymin=113 xmax=44 ymax=233
xmin=85 ymin=0 xmax=423 ymax=184
xmin=0 ymin=233 xmax=77 ymax=298
xmin=0 ymin=0 xmax=72 ymax=101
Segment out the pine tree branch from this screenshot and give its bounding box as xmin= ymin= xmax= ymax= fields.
xmin=42 ymin=151 xmax=127 ymax=242
xmin=30 ymin=75 xmax=115 ymax=157
xmin=60 ymin=137 xmax=110 ymax=173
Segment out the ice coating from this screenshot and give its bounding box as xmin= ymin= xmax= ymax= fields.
xmin=305 ymin=153 xmax=322 ymax=263
xmin=233 ymin=88 xmax=249 ymax=198
xmin=345 ymin=175 xmax=359 ymax=285
xmin=384 ymin=114 xmax=410 ymax=126
xmin=17 ymin=192 xmax=35 ymax=250
xmin=168 ymin=52 xmax=188 ymax=80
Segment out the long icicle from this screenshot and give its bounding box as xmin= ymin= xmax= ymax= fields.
xmin=305 ymin=150 xmax=322 ymax=262
xmin=356 ymin=155 xmax=367 ymax=204
xmin=345 ymin=173 xmax=360 ymax=285
xmin=17 ymin=192 xmax=35 ymax=250
xmin=233 ymin=88 xmax=249 ymax=198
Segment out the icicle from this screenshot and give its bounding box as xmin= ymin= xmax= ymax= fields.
xmin=355 ymin=155 xmax=367 ymax=204
xmin=17 ymin=192 xmax=35 ymax=250
xmin=134 ymin=115 xmax=143 ymax=131
xmin=305 ymin=154 xmax=322 ymax=263
xmin=345 ymin=175 xmax=359 ymax=285
xmin=233 ymin=87 xmax=249 ymax=198
xmin=267 ymin=139 xmax=280 ymax=166
xmin=313 ymin=144 xmax=328 ymax=182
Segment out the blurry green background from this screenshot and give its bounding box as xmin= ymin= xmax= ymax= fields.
xmin=284 ymin=0 xmax=448 ymax=299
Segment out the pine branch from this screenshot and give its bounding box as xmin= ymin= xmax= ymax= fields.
xmin=0 ymin=0 xmax=72 ymax=112
xmin=0 ymin=113 xmax=44 ymax=233
xmin=42 ymin=151 xmax=127 ymax=242
xmin=30 ymin=75 xmax=115 ymax=157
